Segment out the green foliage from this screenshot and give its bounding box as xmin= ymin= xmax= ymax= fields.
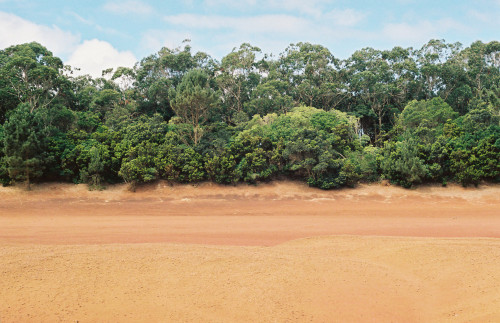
xmin=168 ymin=69 xmax=218 ymax=145
xmin=3 ymin=103 xmax=49 ymax=188
xmin=244 ymin=80 xmax=293 ymax=116
xmin=0 ymin=124 xmax=9 ymax=185
xmin=238 ymin=146 xmax=279 ymax=183
xmin=462 ymin=102 xmax=499 ymax=131
xmin=61 ymin=127 xmax=120 ymax=185
xmin=216 ymin=43 xmax=262 ymax=122
xmin=448 ymin=127 xmax=500 ymax=186
xmin=155 ymin=134 xmax=206 ymax=183
xmin=240 ymin=106 xmax=361 ymax=189
xmin=0 ymin=40 xmax=499 ymax=190
xmin=0 ymin=42 xmax=69 ymax=120
xmin=400 ymin=98 xmax=457 ymax=128
xmin=233 ymin=134 xmax=283 ymax=183
xmin=119 ymin=141 xmax=158 ymax=189
xmin=203 ymin=132 xmax=282 ymax=184
xmin=380 ymin=136 xmax=429 ymax=188
xmin=85 ymin=146 xmax=106 ymax=190
xmin=132 ymin=42 xmax=214 ymax=118
xmin=344 ymin=146 xmax=380 ymax=184
xmin=91 ymin=89 xmax=121 ymax=116
xmin=205 ymin=153 xmax=240 ymax=184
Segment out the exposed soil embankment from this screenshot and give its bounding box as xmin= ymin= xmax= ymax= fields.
xmin=0 ymin=181 xmax=499 ymax=245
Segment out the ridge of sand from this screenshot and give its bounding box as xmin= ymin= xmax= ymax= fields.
xmin=1 ymin=180 xmax=498 ymax=202
xmin=1 ymin=181 xmax=499 ymax=246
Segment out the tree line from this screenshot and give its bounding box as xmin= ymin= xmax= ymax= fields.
xmin=0 ymin=40 xmax=498 ymax=190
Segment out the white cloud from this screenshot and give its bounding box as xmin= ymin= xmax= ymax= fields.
xmin=382 ymin=21 xmax=435 ymax=43
xmin=66 ymin=39 xmax=137 ymax=78
xmin=267 ymin=0 xmax=328 ymax=17
xmin=103 ymin=0 xmax=153 ymax=15
xmin=0 ymin=11 xmax=80 ymax=56
xmin=325 ymin=9 xmax=366 ymax=27
xmin=140 ymin=30 xmax=193 ymax=54
xmin=204 ymin=0 xmax=257 ymax=7
xmin=468 ymin=9 xmax=500 ymax=26
xmin=0 ymin=12 xmax=137 ymax=77
xmin=68 ymin=12 xmax=125 ymax=37
xmin=381 ymin=18 xmax=467 ymax=43
xmin=160 ymin=10 xmax=372 ymax=59
xmin=202 ymin=0 xmax=329 ymax=17
xmin=164 ymin=14 xmax=308 ymax=34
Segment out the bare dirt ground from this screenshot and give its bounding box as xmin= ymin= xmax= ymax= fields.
xmin=1 ymin=181 xmax=500 ymax=322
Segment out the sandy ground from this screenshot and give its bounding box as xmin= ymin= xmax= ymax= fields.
xmin=1 ymin=181 xmax=500 ymax=322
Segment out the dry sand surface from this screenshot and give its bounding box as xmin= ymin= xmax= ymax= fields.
xmin=1 ymin=181 xmax=500 ymax=322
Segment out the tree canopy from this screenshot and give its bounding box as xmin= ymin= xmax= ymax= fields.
xmin=0 ymin=40 xmax=499 ymax=189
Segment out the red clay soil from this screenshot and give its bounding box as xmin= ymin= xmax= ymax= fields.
xmin=0 ymin=181 xmax=499 ymax=245
xmin=1 ymin=181 xmax=500 ymax=322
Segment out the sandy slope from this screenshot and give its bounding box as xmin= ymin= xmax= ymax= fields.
xmin=1 ymin=181 xmax=500 ymax=322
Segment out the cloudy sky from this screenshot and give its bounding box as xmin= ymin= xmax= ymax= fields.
xmin=1 ymin=0 xmax=499 ymax=77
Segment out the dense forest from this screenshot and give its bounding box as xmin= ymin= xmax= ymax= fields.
xmin=0 ymin=40 xmax=499 ymax=190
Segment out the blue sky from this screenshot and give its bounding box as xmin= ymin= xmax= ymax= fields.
xmin=1 ymin=0 xmax=499 ymax=77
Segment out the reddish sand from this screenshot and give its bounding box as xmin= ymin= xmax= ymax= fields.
xmin=0 ymin=181 xmax=499 ymax=322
